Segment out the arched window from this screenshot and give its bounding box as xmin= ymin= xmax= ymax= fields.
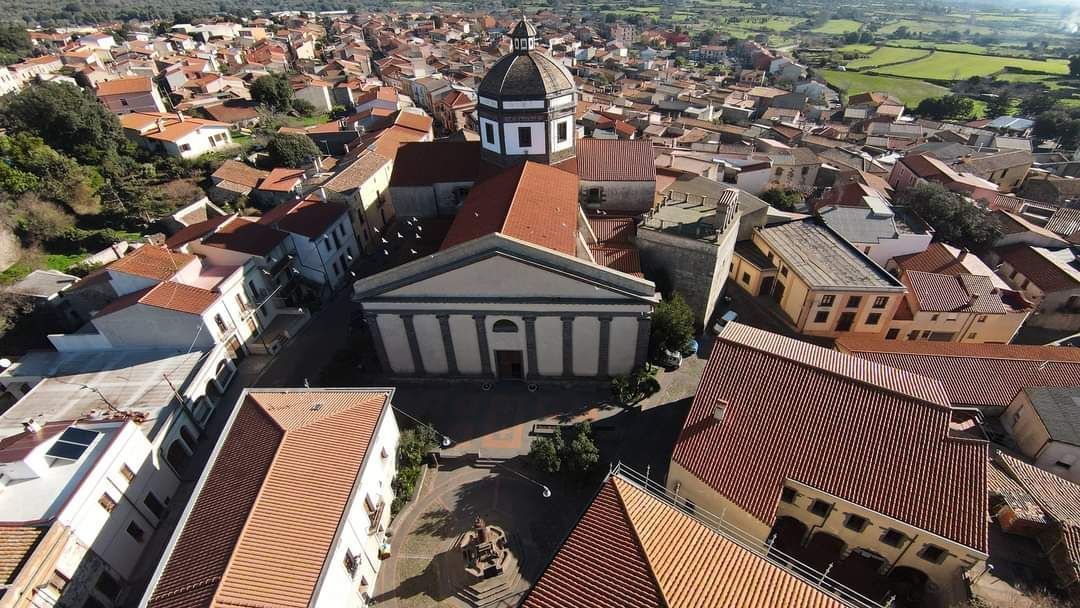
xmin=492 ymin=319 xmax=519 ymax=333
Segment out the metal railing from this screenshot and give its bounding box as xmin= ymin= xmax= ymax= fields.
xmin=607 ymin=462 xmax=894 ymax=608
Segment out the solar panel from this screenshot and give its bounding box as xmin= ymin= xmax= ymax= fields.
xmin=57 ymin=427 xmax=98 ymax=447
xmin=46 ymin=441 xmax=90 ymax=462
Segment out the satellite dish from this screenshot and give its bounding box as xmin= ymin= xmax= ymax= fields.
xmin=0 ymin=358 xmax=11 ymax=369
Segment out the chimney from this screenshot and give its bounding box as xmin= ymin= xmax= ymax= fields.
xmin=176 ymin=111 xmax=185 ymax=123
xmin=958 ymin=249 xmax=968 ymax=262
xmin=712 ymin=398 xmax=728 ymax=423
xmin=317 ymin=187 xmax=327 ymax=202
xmin=23 ymin=419 xmax=41 ymax=434
xmin=313 ymin=156 xmax=322 ymax=173
xmin=155 ymin=117 xmax=165 ymax=133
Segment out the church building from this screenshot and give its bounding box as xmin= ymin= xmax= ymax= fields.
xmin=353 ymin=19 xmax=659 ymax=380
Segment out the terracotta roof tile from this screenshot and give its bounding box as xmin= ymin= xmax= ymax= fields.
xmin=673 ymin=323 xmax=988 ymax=552
xmin=140 ymin=281 xmax=220 ymax=315
xmin=96 ymin=75 xmax=154 ymax=96
xmin=0 ymin=526 xmax=48 ymax=585
xmin=258 ymin=168 xmax=306 ymax=192
xmin=997 ymin=244 xmax=1080 ymax=292
xmin=440 ymin=161 xmax=580 ymax=255
xmin=836 ymin=337 xmax=1080 ymax=408
xmin=389 ymin=141 xmax=483 ymax=187
xmin=148 ymin=390 xmax=391 ymax=608
xmin=258 ymin=194 xmax=348 ymax=240
xmin=212 ymin=160 xmax=268 ymax=190
xmin=164 ymin=214 xmax=233 ymax=249
xmin=108 ymin=246 xmax=195 ymax=281
xmin=202 ymin=218 xmax=287 ymax=257
xmin=576 ymin=138 xmax=656 ymax=182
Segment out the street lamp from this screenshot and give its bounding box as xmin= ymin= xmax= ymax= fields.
xmin=390 ymin=406 xmax=452 ymax=449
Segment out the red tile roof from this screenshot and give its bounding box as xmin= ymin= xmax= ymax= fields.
xmin=258 ymin=194 xmax=348 ymax=239
xmin=894 ymin=243 xmax=968 ymax=275
xmin=524 ymin=476 xmax=846 ymax=608
xmin=107 ymin=246 xmax=194 ymax=281
xmin=589 ymin=246 xmax=641 ymax=275
xmin=147 ymin=390 xmax=391 ymax=608
xmin=202 ymin=218 xmax=287 ymax=257
xmin=440 ymin=161 xmax=580 ymax=255
xmin=588 ymin=216 xmax=636 ymax=244
xmin=96 ymin=75 xmax=154 ymax=96
xmin=211 ymin=160 xmax=267 ymax=189
xmin=164 ymin=215 xmax=233 ymax=249
xmin=673 ymin=323 xmax=988 ymax=552
xmin=903 ymin=270 xmax=1007 ymax=314
xmin=258 ymin=168 xmax=306 ymax=192
xmin=997 ymin=244 xmax=1080 ymax=292
xmin=389 ymin=141 xmax=484 ymax=187
xmin=576 ymin=138 xmax=656 ymax=182
xmin=837 ymin=337 xmax=1080 ymax=408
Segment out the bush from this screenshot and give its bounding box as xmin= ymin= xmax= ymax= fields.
xmin=760 ymin=188 xmax=803 ymax=211
xmin=291 ymin=98 xmax=317 ymax=117
xmin=265 ymin=133 xmax=318 ymax=168
xmin=529 ymin=429 xmax=563 ymax=474
xmin=390 ymin=425 xmax=441 ymax=516
xmin=611 ymin=364 xmax=660 ymax=405
xmin=564 ymin=422 xmax=599 ymax=476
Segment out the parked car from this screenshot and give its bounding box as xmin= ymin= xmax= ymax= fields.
xmin=658 ymin=348 xmax=683 ymax=370
xmin=711 ymin=310 xmax=738 ymax=335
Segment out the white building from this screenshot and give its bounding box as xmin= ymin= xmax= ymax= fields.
xmin=119 ymin=112 xmax=233 ymax=159
xmin=0 ymin=419 xmax=180 ymax=608
xmin=139 ymin=389 xmax=399 ymax=608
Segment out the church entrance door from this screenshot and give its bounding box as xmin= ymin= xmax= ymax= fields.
xmin=494 ymin=350 xmax=524 ymax=380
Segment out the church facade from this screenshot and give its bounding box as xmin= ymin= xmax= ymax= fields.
xmin=354 ymin=23 xmax=659 ymax=380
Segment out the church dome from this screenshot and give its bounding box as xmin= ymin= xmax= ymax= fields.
xmin=478 ymin=52 xmax=575 ymax=100
xmin=477 ymin=18 xmax=574 ymax=100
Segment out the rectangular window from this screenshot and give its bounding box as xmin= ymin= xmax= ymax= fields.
xmin=918 ymin=544 xmax=947 ymax=564
xmin=99 ymin=494 xmax=117 ymax=513
xmin=780 ymin=266 xmax=788 ymax=277
xmin=873 ymin=296 xmax=888 ymax=309
xmin=846 ymin=295 xmax=862 ymax=308
xmin=885 ymin=328 xmax=900 ymax=340
xmin=484 ymin=122 xmax=495 ymax=143
xmin=780 ymin=487 xmax=797 ymax=504
xmin=120 ymin=464 xmax=135 ymax=483
xmin=881 ymin=528 xmax=906 ymax=547
xmin=95 ymin=571 xmax=122 ymax=600
xmin=814 ymin=311 xmax=829 ymax=323
xmin=557 ymin=121 xmax=568 ymax=142
xmin=808 ymin=499 xmax=831 ymax=517
xmin=866 ymin=313 xmax=881 ymax=325
xmin=977 ymin=315 xmax=988 ymax=323
xmin=843 ymin=513 xmax=869 ymax=532
xmin=1055 ymin=460 xmax=1073 ymax=470
xmin=518 ymin=126 xmax=532 ymax=147
xmin=907 ymin=330 xmax=920 ymax=340
xmin=144 ymin=492 xmax=166 ymax=519
xmin=46 ymin=571 xmax=68 ymax=595
xmin=179 ymin=143 xmax=191 ymax=152
xmin=126 ymin=521 xmax=145 ymax=543
xmin=741 ymin=272 xmax=751 ymax=284
xmin=820 ymin=295 xmax=834 ymax=307
xmin=344 ymin=550 xmax=358 ymax=578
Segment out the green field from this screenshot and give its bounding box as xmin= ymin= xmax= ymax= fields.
xmin=821 ymin=70 xmax=952 ymax=107
xmin=845 ymin=47 xmax=931 ymax=70
xmin=876 ymin=50 xmax=1070 ymax=80
xmin=811 ymin=19 xmax=862 ymax=34
xmin=879 ymin=19 xmax=994 ymax=36
xmin=837 ymin=44 xmax=878 ymax=54
xmin=723 ymin=16 xmax=806 ymax=32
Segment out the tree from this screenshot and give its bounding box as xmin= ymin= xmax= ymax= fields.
xmin=0 ymin=82 xmax=124 ymax=163
xmin=1070 ymin=55 xmax=1080 ymax=78
xmin=529 ymin=428 xmax=563 ymax=474
xmin=0 ymin=23 xmax=30 ymax=65
xmin=987 ymin=94 xmax=1014 ymax=118
xmin=913 ymin=95 xmax=976 ymax=121
xmin=0 ymin=292 xmax=33 ymax=338
xmin=0 ymin=133 xmax=101 ymax=215
xmin=564 ymin=422 xmax=599 ymax=476
xmin=291 ymin=98 xmax=317 ymax=117
xmin=265 ymin=133 xmax=318 ymax=168
xmin=1021 ymin=95 xmax=1058 ymax=116
xmin=1034 ymin=110 xmax=1080 ymax=149
xmin=760 ymin=188 xmax=803 ymax=211
xmin=650 ymin=292 xmax=694 ymax=357
xmin=250 ymin=74 xmax=293 ymax=112
xmin=895 ymin=183 xmax=1001 ymax=252
xmin=9 ymin=193 xmax=76 ymax=245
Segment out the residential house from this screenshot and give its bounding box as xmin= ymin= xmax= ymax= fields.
xmin=1002 ymin=387 xmax=1080 ymax=484
xmin=1018 ymin=174 xmax=1080 ymax=208
xmin=138 ymin=389 xmax=399 ymax=608
xmin=95 ymin=76 xmax=166 ymax=115
xmin=668 ymin=323 xmax=988 ymax=606
xmin=119 ymin=112 xmax=232 ymax=159
xmin=254 ymin=168 xmax=306 ymax=205
xmin=994 ymin=244 xmax=1080 ymax=331
xmin=954 ymin=149 xmax=1033 ymax=193
xmin=729 ymin=218 xmax=906 ymax=337
xmin=888 ymin=154 xmax=999 ymax=204
xmin=321 ymin=151 xmax=395 ymax=255
xmin=208 ymin=159 xmax=268 ymax=203
xmin=577 ymin=138 xmax=657 ymax=215
xmin=433 ymin=89 xmax=475 ymax=134
xmin=815 ymin=182 xmax=933 ymax=267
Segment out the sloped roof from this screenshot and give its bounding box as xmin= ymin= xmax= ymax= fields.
xmin=1023 ymin=387 xmax=1080 ymax=448
xmin=258 ymin=194 xmax=348 ymax=239
xmin=147 ymin=390 xmax=391 ymax=608
xmin=96 ymin=281 xmax=220 ymax=318
xmin=576 ymin=138 xmax=656 ymax=182
xmin=523 ymin=476 xmax=844 ymax=608
xmin=389 ymin=141 xmax=484 ymax=187
xmin=164 ymin=214 xmax=233 ymax=249
xmin=997 ymin=244 xmax=1080 ymax=292
xmin=202 ymin=218 xmax=287 ymax=257
xmin=673 ymin=323 xmax=987 ymax=552
xmin=212 ymin=160 xmax=268 ymax=190
xmin=96 ymin=75 xmax=154 ymax=96
xmin=837 ymin=337 xmax=1080 ymax=408
xmin=903 ymin=270 xmax=1011 ymax=314
xmin=0 ymin=526 xmax=48 ymax=585
xmin=440 ymin=161 xmax=580 ymax=255
xmin=108 ymin=246 xmax=194 ymax=281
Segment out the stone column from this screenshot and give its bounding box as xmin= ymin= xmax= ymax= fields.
xmin=364 ymin=312 xmax=391 ymax=372
xmin=437 ymin=314 xmax=458 ymax=376
xmin=634 ymin=313 xmax=651 ymax=368
xmin=400 ymin=314 xmax=425 ymax=375
xmin=473 ymin=314 xmax=492 ymax=376
xmin=598 ymin=316 xmax=613 ymax=377
xmin=561 ymin=316 xmax=574 ymax=377
xmin=524 ymin=316 xmax=538 ymax=380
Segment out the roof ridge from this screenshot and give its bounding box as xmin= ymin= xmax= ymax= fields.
xmin=610 ymin=477 xmax=668 ymax=604
xmin=501 ymin=162 xmax=532 ymax=235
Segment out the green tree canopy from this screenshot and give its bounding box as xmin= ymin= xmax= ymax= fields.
xmin=0 ymin=23 xmax=30 ymax=65
xmin=265 ymin=133 xmax=318 ymax=168
xmin=1070 ymin=55 xmax=1080 ymax=78
xmin=913 ymin=95 xmax=976 ymax=121
xmin=1034 ymin=109 xmax=1080 ymax=149
xmin=650 ymin=292 xmax=694 ymax=356
xmin=250 ymin=74 xmax=294 ymax=112
xmin=564 ymin=422 xmax=599 ymax=476
xmin=760 ymin=188 xmax=803 ymax=211
xmin=895 ymin=183 xmax=1001 ymax=252
xmin=0 ymin=82 xmax=124 ymax=163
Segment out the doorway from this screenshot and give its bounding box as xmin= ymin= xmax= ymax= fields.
xmin=494 ymin=350 xmax=524 ymax=380
xmin=759 ymin=276 xmax=774 ymax=297
xmin=836 ymin=311 xmax=856 ymax=332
